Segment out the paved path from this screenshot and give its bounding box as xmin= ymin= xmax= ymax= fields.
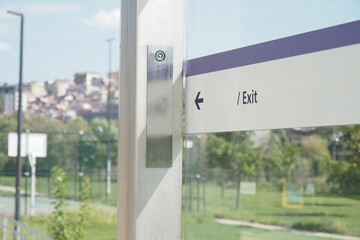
xmin=0 ymin=196 xmax=79 ymax=216
xmin=216 ymin=218 xmax=360 ymax=240
xmin=0 ymin=185 xmax=26 ymax=194
xmin=0 ymin=185 xmax=43 ymax=195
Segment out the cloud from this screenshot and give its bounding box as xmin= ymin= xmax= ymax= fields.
xmin=26 ymin=3 xmax=81 ymax=15
xmin=82 ymin=8 xmax=120 ymax=29
xmin=0 ymin=42 xmax=11 ymax=51
xmin=0 ymin=3 xmax=81 ymax=18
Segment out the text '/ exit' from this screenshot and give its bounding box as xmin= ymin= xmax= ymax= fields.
xmin=237 ymin=89 xmax=258 ymax=106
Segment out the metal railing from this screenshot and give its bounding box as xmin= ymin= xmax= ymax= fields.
xmin=0 ymin=211 xmax=54 ymax=240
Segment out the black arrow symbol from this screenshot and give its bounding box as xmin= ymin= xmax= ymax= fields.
xmin=195 ymin=92 xmax=204 ymax=110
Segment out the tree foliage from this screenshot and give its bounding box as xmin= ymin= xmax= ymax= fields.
xmin=206 ymin=131 xmax=260 ymax=207
xmin=328 ymin=125 xmax=360 ymax=193
xmin=263 ymin=130 xmax=300 ymax=180
xmin=301 ymin=135 xmax=331 ymax=177
xmin=66 ymin=117 xmax=89 ymax=132
xmin=0 ymin=114 xmax=118 ymax=176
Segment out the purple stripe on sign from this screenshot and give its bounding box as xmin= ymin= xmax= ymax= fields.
xmin=186 ymin=20 xmax=360 ymax=77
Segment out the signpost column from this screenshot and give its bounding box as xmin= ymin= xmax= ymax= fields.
xmin=118 ymin=0 xmax=184 ymax=239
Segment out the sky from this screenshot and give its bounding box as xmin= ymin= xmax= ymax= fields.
xmin=186 ymin=0 xmax=360 ymax=59
xmin=0 ymin=0 xmax=120 ymax=85
xmin=1 ymin=0 xmax=359 ymax=85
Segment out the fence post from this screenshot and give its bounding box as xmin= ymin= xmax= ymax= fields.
xmin=15 ymin=223 xmax=21 ymax=240
xmin=3 ymin=217 xmax=7 ymax=240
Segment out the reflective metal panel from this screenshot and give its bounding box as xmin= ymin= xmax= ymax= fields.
xmin=147 ymin=46 xmax=173 ymax=168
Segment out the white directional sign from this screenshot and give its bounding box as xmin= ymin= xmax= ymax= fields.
xmin=185 ymin=20 xmax=360 ymax=134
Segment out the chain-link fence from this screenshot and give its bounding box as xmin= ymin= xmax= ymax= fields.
xmin=0 ymin=130 xmax=118 ymax=208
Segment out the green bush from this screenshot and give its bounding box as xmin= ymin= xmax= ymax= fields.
xmin=48 ymin=167 xmax=91 ymax=240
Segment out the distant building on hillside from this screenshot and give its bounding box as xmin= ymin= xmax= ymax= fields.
xmin=14 ymin=90 xmax=27 ymax=111
xmin=0 ymin=85 xmax=15 ymax=114
xmin=74 ymin=72 xmax=106 ymax=88
xmin=46 ymin=79 xmax=72 ymax=97
xmin=23 ymin=82 xmax=47 ymax=98
xmin=0 ymin=85 xmax=27 ymax=114
xmin=78 ymin=102 xmax=118 ymax=122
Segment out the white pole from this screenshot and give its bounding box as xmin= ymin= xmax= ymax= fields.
xmin=30 ymin=154 xmax=36 ymax=216
xmin=3 ymin=217 xmax=7 ymax=240
xmin=15 ymin=224 xmax=20 ymax=240
xmin=106 ymin=160 xmax=111 ymax=194
xmin=26 ymin=130 xmax=29 ymax=216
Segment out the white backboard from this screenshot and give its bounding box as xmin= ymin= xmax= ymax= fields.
xmin=8 ymin=133 xmax=47 ymax=158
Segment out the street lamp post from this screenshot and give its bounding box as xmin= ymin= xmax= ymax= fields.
xmin=106 ymin=38 xmax=114 ymax=199
xmin=7 ymin=10 xmax=24 ymax=222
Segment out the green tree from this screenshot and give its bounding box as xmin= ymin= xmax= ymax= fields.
xmin=23 ymin=114 xmax=64 ymax=132
xmin=88 ymin=117 xmax=118 ymax=173
xmin=206 ymin=133 xmax=232 ymax=198
xmin=301 ymin=135 xmax=331 ymax=177
xmin=89 ymin=117 xmax=108 ymax=171
xmin=206 ymin=132 xmax=260 ymax=208
xmin=66 ymin=117 xmax=89 ymax=132
xmin=328 ymin=125 xmax=360 ymax=193
xmin=263 ymin=130 xmax=300 ymax=180
xmin=231 ymin=132 xmax=260 ymax=209
xmin=0 ymin=114 xmax=18 ymax=172
xmin=0 ymin=113 xmax=17 ymax=131
xmin=89 ymin=117 xmax=108 ymax=133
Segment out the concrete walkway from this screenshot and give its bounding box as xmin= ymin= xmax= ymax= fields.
xmin=0 ymin=184 xmax=46 ymax=197
xmin=216 ymin=218 xmax=360 ymax=240
xmin=0 ymin=196 xmax=79 ymax=216
xmin=0 ymin=185 xmax=26 ymax=194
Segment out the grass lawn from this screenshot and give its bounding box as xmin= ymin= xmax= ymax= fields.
xmin=11 ymin=204 xmax=353 ymax=240
xmin=184 ymin=182 xmax=360 ymax=237
xmin=7 ymin=206 xmax=342 ymax=240
xmin=21 ymin=205 xmax=117 ymax=240
xmin=2 ymin=177 xmax=359 ymax=239
xmin=184 ymin=214 xmax=339 ymax=240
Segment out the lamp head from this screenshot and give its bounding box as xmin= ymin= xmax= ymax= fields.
xmin=7 ymin=10 xmax=23 ymax=17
